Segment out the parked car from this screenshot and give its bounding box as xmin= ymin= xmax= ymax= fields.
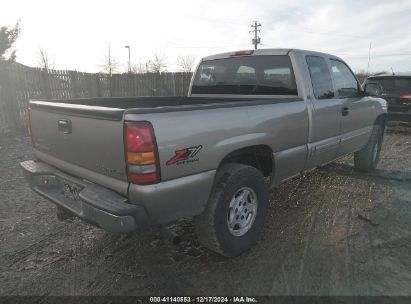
xmin=21 ymin=49 xmax=387 ymax=257
xmin=364 ymin=73 xmax=411 ymax=123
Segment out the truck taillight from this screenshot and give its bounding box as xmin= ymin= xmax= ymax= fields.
xmin=124 ymin=121 xmax=160 ymax=185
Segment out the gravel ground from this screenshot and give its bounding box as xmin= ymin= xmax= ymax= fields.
xmin=0 ymin=126 xmax=410 ymax=296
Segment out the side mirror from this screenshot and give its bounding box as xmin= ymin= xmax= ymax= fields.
xmin=364 ymin=83 xmax=382 ymax=96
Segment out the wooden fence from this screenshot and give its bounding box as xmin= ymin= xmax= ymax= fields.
xmin=0 ymin=62 xmax=193 ymax=132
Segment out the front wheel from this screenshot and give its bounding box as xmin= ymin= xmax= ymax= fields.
xmin=194 ymin=163 xmax=269 ymax=257
xmin=354 ymin=124 xmax=384 ymax=172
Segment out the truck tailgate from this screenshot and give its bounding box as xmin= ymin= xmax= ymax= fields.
xmin=30 ymin=102 xmax=128 ymax=193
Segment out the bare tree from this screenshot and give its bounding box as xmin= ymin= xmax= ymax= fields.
xmin=149 ymin=51 xmax=167 ymax=73
xmin=37 ymin=47 xmax=55 ymax=71
xmin=131 ymin=60 xmax=147 ymax=74
xmin=176 ymin=54 xmax=196 ymax=72
xmin=0 ymin=21 xmax=20 ymax=62
xmin=100 ymin=42 xmax=120 ymax=76
xmin=355 ymin=69 xmax=367 ymax=84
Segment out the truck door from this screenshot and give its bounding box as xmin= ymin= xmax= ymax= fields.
xmin=328 ymin=59 xmax=375 ymax=156
xmin=304 ymin=55 xmax=342 ymax=169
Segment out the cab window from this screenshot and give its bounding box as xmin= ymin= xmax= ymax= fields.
xmin=306 ymin=56 xmax=334 ymax=99
xmin=330 ymin=59 xmax=359 ymax=98
xmin=235 ymin=66 xmax=257 ymax=85
xmin=192 ymin=55 xmax=298 ymax=95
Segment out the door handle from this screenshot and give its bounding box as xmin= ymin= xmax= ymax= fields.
xmin=58 ymin=119 xmax=72 ymax=134
xmin=342 ymin=107 xmax=349 ymax=116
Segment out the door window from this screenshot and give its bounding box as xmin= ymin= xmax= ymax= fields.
xmin=330 ymin=59 xmax=359 ymax=98
xmin=306 ymin=56 xmax=334 ymax=100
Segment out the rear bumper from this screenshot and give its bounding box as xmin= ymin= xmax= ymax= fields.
xmin=20 ymin=160 xmax=150 ymax=233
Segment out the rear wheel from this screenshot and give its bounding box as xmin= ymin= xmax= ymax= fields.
xmin=194 ymin=163 xmax=269 ymax=257
xmin=354 ymin=124 xmax=384 ymax=172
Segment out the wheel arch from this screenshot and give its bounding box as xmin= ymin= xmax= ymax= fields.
xmin=217 ymin=145 xmax=275 ymax=180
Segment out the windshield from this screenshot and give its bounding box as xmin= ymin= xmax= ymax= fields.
xmin=191 ymin=55 xmax=298 ymax=95
xmin=370 ymin=77 xmax=411 ymax=94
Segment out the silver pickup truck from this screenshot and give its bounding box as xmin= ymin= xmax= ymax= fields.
xmin=21 ymin=49 xmax=387 ymax=256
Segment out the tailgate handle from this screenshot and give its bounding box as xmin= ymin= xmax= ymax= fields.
xmin=58 ymin=119 xmax=72 ymax=134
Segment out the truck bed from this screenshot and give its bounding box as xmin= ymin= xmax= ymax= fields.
xmin=28 ymin=95 xmax=304 ymax=196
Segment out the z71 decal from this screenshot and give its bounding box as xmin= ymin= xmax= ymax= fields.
xmin=166 ymin=145 xmax=202 ymax=166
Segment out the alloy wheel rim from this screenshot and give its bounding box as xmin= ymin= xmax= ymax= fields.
xmin=227 ymin=187 xmax=258 ymax=237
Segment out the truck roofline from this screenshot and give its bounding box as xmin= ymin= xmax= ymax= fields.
xmin=201 ymin=48 xmax=344 ymax=62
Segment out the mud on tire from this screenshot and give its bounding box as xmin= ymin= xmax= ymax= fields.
xmin=194 ymin=163 xmax=269 ymax=257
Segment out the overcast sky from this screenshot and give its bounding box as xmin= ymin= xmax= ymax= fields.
xmin=2 ymin=0 xmax=411 ymax=73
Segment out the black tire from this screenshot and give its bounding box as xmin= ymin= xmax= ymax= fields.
xmin=194 ymin=163 xmax=269 ymax=257
xmin=354 ymin=124 xmax=384 ymax=172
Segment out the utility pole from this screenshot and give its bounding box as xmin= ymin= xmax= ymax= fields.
xmin=249 ymin=21 xmax=261 ymax=50
xmin=125 ymin=45 xmax=131 ymax=73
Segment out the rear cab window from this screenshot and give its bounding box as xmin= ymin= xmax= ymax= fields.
xmin=191 ymin=55 xmax=298 ymax=95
